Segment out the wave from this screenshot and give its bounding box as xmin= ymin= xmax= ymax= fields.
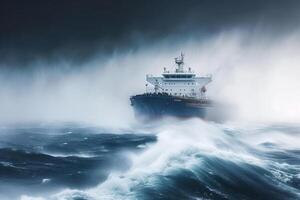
xmin=44 ymin=119 xmax=300 ymax=200
xmin=0 ymin=129 xmax=156 ymax=200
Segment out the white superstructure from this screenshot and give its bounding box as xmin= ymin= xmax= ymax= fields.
xmin=146 ymin=53 xmax=212 ymax=99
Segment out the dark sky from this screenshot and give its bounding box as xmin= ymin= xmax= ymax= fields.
xmin=1 ymin=0 xmax=300 ymax=67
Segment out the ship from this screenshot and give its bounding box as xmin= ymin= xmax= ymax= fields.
xmin=130 ymin=53 xmax=212 ymax=119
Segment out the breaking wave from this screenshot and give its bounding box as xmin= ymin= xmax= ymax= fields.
xmin=18 ymin=119 xmax=300 ymax=200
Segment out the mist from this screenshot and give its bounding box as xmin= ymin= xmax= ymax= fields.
xmin=0 ymin=28 xmax=300 ymax=126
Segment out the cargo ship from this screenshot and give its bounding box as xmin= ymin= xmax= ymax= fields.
xmin=130 ymin=53 xmax=212 ymax=119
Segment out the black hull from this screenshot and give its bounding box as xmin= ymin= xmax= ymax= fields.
xmin=130 ymin=93 xmax=212 ymax=119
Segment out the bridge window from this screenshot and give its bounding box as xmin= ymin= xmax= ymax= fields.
xmin=164 ymin=74 xmax=193 ymax=79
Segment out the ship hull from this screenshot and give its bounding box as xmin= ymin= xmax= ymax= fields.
xmin=130 ymin=93 xmax=211 ymax=119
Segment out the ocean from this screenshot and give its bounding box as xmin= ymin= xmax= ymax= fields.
xmin=0 ymin=119 xmax=299 ymax=200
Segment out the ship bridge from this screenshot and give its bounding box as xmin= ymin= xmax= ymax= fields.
xmin=146 ymin=53 xmax=212 ymax=99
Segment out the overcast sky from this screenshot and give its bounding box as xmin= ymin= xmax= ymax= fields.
xmin=1 ymin=0 xmax=300 ymax=67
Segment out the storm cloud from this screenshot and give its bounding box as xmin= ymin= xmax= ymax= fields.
xmin=1 ymin=0 xmax=300 ymax=67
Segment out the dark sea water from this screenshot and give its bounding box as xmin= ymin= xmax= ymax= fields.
xmin=0 ymin=120 xmax=299 ymax=200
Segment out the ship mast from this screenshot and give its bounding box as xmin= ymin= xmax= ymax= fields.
xmin=175 ymin=52 xmax=184 ymax=72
